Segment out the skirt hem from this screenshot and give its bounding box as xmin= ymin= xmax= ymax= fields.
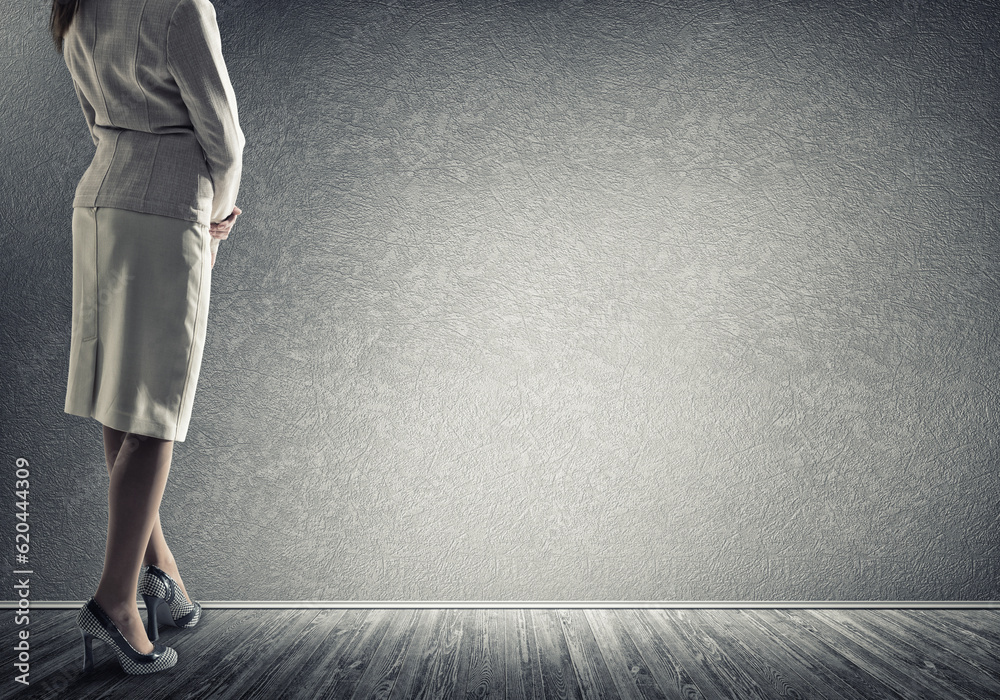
xmin=63 ymin=406 xmax=187 ymax=442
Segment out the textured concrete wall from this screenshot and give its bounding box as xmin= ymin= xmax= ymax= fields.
xmin=1 ymin=0 xmax=998 ymax=601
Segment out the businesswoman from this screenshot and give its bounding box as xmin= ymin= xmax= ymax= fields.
xmin=52 ymin=0 xmax=244 ymax=675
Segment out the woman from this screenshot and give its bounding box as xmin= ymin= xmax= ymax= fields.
xmin=52 ymin=0 xmax=245 ymax=675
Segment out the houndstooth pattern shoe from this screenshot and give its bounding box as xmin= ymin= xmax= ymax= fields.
xmin=77 ymin=598 xmax=177 ymax=675
xmin=139 ymin=564 xmax=202 ymax=642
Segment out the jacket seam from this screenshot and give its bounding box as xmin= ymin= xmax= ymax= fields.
xmin=164 ymin=0 xmax=189 ymax=80
xmin=93 ymin=130 xmax=121 ymax=202
xmin=135 ymin=0 xmax=153 ymax=131
xmin=173 ymin=226 xmax=208 ymax=441
xmin=141 ymin=137 xmax=161 ymax=203
xmin=90 ymin=0 xmax=112 ymax=124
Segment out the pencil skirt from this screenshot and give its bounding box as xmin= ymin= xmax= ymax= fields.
xmin=64 ymin=206 xmax=213 ymax=442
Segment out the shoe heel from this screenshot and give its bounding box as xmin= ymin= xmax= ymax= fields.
xmin=141 ymin=594 xmax=164 ymax=641
xmin=139 ymin=564 xmax=201 ymax=630
xmin=80 ymin=629 xmax=94 ymax=673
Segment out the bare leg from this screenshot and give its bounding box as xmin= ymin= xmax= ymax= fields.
xmin=102 ymin=427 xmax=192 ymax=604
xmin=93 ymin=429 xmax=173 ymax=654
xmin=142 ymin=517 xmax=193 ymax=604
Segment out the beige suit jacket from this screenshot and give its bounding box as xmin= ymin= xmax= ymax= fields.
xmin=64 ymin=0 xmax=244 ymax=229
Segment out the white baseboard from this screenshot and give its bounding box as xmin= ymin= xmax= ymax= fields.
xmin=2 ymin=600 xmax=998 ymax=609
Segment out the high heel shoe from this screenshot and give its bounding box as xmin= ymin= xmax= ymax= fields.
xmin=77 ymin=597 xmax=177 ymax=674
xmin=139 ymin=564 xmax=202 ymax=642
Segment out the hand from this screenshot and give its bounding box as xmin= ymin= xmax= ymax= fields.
xmin=209 ymin=205 xmax=242 ymax=241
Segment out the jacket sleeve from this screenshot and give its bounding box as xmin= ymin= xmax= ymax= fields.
xmin=166 ymin=0 xmax=245 ymax=224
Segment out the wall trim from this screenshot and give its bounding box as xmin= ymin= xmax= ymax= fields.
xmin=3 ymin=600 xmax=998 ymax=609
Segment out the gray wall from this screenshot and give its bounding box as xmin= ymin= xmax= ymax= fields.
xmin=2 ymin=0 xmax=998 ymax=602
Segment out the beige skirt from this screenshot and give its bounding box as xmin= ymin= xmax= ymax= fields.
xmin=64 ymin=206 xmax=212 ymax=442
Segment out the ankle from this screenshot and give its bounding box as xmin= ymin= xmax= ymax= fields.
xmin=143 ymin=554 xmax=176 ymax=570
xmin=92 ymin=592 xmax=140 ymax=622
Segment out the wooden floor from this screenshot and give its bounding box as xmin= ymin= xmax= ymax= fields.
xmin=8 ymin=608 xmax=1000 ymax=699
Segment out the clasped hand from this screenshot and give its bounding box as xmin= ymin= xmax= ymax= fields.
xmin=210 ymin=205 xmax=242 ymax=240
xmin=209 ymin=205 xmax=242 ymax=269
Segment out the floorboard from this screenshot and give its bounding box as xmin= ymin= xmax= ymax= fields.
xmin=758 ymin=609 xmax=908 ymax=700
xmin=696 ymin=609 xmax=826 ymax=700
xmin=503 ymin=608 xmax=542 ymax=700
xmin=583 ymin=609 xmax=666 ymax=700
xmin=737 ymin=610 xmax=870 ymax=700
xmin=804 ymin=610 xmax=976 ymax=700
xmin=616 ymin=608 xmax=707 ymax=700
xmin=530 ymin=608 xmax=582 ymax=700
